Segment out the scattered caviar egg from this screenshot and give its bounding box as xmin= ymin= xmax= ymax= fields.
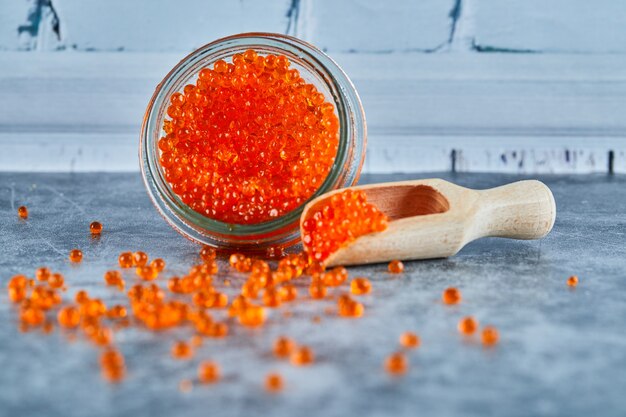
xmin=567 ymin=275 xmax=579 ymax=287
xmin=160 ymin=52 xmax=339 ymax=225
xmin=265 ymin=373 xmax=284 ymax=392
xmin=107 ymin=305 xmax=127 ymax=319
xmin=290 ymin=346 xmax=314 ymax=366
xmin=337 ymin=295 xmax=364 ymax=318
xmin=35 ymin=267 xmax=51 ymax=282
xmin=20 ymin=307 xmax=45 ymax=326
xmin=75 ymin=290 xmax=89 ymax=304
xmin=57 ymin=306 xmax=80 ymax=328
xmin=385 ymin=352 xmax=408 ymax=375
xmin=48 ymin=273 xmax=64 ymax=289
xmin=281 ymin=284 xmax=298 ymax=302
xmin=199 ymin=246 xmax=217 ymax=262
xmin=481 ymin=326 xmax=499 ymax=346
xmin=104 ymin=270 xmax=124 ymax=288
xmin=69 ymin=249 xmax=83 ymax=263
xmin=118 ymin=252 xmax=133 ymax=268
xmin=17 ymin=205 xmax=28 ymax=219
xmin=198 ymin=361 xmax=220 ymax=384
xmin=133 ymin=251 xmax=148 ymax=267
xmin=100 ymin=348 xmax=125 ymax=382
xmin=171 ymin=341 xmax=193 ymax=359
xmin=458 ymin=316 xmax=478 ymax=335
xmin=273 ymin=336 xmax=296 ymax=359
xmin=388 ymin=260 xmax=404 ymax=274
xmin=302 ymin=189 xmax=388 ymax=262
xmin=442 ymin=287 xmax=462 ymax=305
xmin=309 ymin=281 xmax=327 ymax=299
xmin=238 ymin=305 xmax=266 ymax=327
xmin=350 ymin=277 xmax=372 ymax=295
xmin=399 ymin=332 xmax=420 ymax=349
xmin=136 ymin=266 xmax=158 ymax=281
xmin=151 ymin=258 xmax=166 ymax=272
xmin=89 ymin=221 xmax=103 ymax=235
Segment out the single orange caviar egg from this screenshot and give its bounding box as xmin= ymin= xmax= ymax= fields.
xmin=198 ymin=361 xmax=220 ymax=384
xmin=118 ymin=252 xmax=133 ymax=268
xmin=160 ymin=52 xmax=339 ymax=225
xmin=57 ymin=306 xmax=80 ymax=328
xmin=481 ymin=326 xmax=499 ymax=346
xmin=35 ymin=267 xmax=51 ymax=282
xmin=399 ymin=332 xmax=420 ymax=349
xmin=69 ymin=249 xmax=83 ymax=263
xmin=75 ymin=290 xmax=89 ymax=304
xmin=350 ymin=277 xmax=372 ymax=295
xmin=458 ymin=316 xmax=478 ymax=335
xmin=133 ymin=251 xmax=148 ymax=267
xmin=171 ymin=341 xmax=193 ymax=359
xmin=290 ymin=346 xmax=314 ymax=366
xmin=48 ymin=273 xmax=64 ymax=289
xmin=199 ymin=246 xmax=217 ymax=262
xmin=265 ymin=373 xmax=284 ymax=392
xmin=388 ymin=260 xmax=404 ymax=274
xmin=89 ymin=221 xmax=103 ymax=235
xmin=281 ymin=284 xmax=298 ymax=302
xmin=136 ymin=265 xmax=158 ymax=281
xmin=385 ymin=352 xmax=408 ymax=375
xmin=238 ymin=305 xmax=266 ymax=327
xmin=567 ymin=275 xmax=579 ymax=287
xmin=442 ymin=287 xmax=462 ymax=305
xmin=17 ymin=205 xmax=28 ymax=219
xmin=104 ymin=270 xmax=124 ymax=288
xmin=273 ymin=336 xmax=296 ymax=359
xmin=151 ymin=258 xmax=166 ymax=272
xmin=302 ymin=189 xmax=388 ymax=262
xmin=309 ymin=281 xmax=327 ymax=299
xmin=100 ymin=349 xmax=125 ymax=382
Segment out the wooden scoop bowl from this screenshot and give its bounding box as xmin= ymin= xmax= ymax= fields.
xmin=301 ymin=179 xmax=556 ymax=267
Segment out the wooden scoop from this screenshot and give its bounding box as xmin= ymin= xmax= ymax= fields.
xmin=301 ymin=179 xmax=556 ymax=267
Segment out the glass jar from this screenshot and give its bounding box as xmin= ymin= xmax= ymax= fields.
xmin=140 ymin=32 xmax=366 ymax=252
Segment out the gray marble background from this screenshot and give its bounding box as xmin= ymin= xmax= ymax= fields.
xmin=0 ymin=172 xmax=624 ymax=417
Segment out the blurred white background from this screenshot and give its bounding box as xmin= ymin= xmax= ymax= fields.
xmin=1 ymin=0 xmax=625 ymax=173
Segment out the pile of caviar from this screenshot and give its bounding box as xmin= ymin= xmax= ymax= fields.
xmin=7 ymin=209 xmax=510 ymax=390
xmin=159 ymin=49 xmax=340 ymax=225
xmin=302 ymin=189 xmax=388 ymax=262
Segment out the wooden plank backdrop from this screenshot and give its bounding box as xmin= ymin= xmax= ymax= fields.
xmin=0 ymin=0 xmax=624 ymax=173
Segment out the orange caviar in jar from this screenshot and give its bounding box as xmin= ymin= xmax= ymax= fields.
xmin=302 ymin=189 xmax=388 ymax=262
xmin=158 ymin=50 xmax=339 ymax=225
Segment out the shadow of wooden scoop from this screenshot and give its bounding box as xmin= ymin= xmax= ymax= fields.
xmin=301 ymin=179 xmax=556 ymax=267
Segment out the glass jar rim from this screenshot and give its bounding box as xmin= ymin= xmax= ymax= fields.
xmin=140 ymin=32 xmax=366 ymax=248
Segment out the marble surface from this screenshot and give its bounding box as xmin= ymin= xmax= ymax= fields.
xmin=0 ymin=172 xmax=625 ymax=417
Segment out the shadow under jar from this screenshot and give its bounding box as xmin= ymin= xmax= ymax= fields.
xmin=140 ymin=33 xmax=366 ymax=253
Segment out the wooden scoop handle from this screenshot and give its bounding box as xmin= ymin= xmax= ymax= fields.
xmin=473 ymin=180 xmax=556 ymax=240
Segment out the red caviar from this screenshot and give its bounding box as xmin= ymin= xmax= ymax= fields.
xmin=388 ymin=260 xmax=404 ymax=274
xmin=198 ymin=361 xmax=220 ymax=384
xmin=385 ymin=352 xmax=408 ymax=375
xmin=399 ymin=332 xmax=420 ymax=349
xmin=89 ymin=221 xmax=103 ymax=235
xmin=302 ymin=189 xmax=388 ymax=262
xmin=458 ymin=316 xmax=478 ymax=335
xmin=567 ymin=275 xmax=579 ymax=287
xmin=69 ymin=249 xmax=83 ymax=263
xmin=17 ymin=206 xmax=28 ymax=219
xmin=481 ymin=326 xmax=499 ymax=346
xmin=442 ymin=287 xmax=461 ymax=305
xmin=265 ymin=373 xmax=284 ymax=392
xmin=159 ymin=51 xmax=339 ymax=225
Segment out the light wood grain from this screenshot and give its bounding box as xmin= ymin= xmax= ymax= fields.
xmin=301 ymin=179 xmax=556 ymax=267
